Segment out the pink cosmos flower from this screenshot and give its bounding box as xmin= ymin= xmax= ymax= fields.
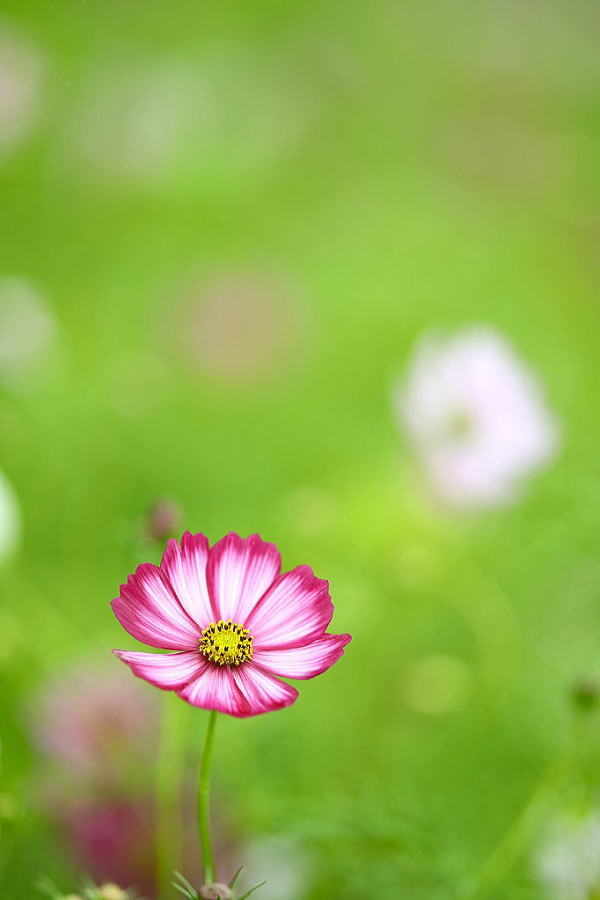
xmin=111 ymin=532 xmax=351 ymax=717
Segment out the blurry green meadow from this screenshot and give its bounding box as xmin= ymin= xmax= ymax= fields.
xmin=1 ymin=1 xmax=600 ymax=898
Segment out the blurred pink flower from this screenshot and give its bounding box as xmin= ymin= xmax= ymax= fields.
xmin=394 ymin=326 xmax=560 ymax=510
xmin=30 ymin=661 xmax=162 ymax=897
xmin=60 ymin=799 xmax=156 ymax=898
xmin=30 ymin=661 xmax=158 ymax=780
xmin=176 ymin=270 xmax=306 ymax=384
xmin=0 ymin=23 xmax=43 ymax=153
xmin=112 ymin=531 xmax=351 ymax=717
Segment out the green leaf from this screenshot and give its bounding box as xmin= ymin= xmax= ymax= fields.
xmin=36 ymin=878 xmax=64 ymax=900
xmin=172 ymin=884 xmax=197 ymax=900
xmin=237 ymin=881 xmax=267 ymax=900
xmin=172 ymin=873 xmax=198 ymax=900
xmin=229 ymin=867 xmax=244 ymax=889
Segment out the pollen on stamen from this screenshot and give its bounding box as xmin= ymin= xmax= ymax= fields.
xmin=199 ymin=620 xmax=253 ymax=666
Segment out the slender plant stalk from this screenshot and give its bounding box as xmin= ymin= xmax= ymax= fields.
xmin=198 ymin=710 xmax=218 ymax=884
xmin=156 ymin=695 xmax=186 ymax=899
xmin=469 ymin=755 xmax=566 ymax=897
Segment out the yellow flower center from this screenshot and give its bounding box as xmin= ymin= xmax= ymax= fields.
xmin=200 ymin=620 xmax=253 ymax=666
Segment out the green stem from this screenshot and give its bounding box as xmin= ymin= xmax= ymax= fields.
xmin=198 ymin=710 xmax=218 ymax=884
xmin=468 ymin=755 xmax=566 ymax=897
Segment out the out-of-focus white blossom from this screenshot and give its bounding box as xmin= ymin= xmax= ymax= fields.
xmin=0 ymin=468 xmax=21 ymax=564
xmin=73 ymin=61 xmax=202 ymax=184
xmin=241 ymin=836 xmax=311 ymax=900
xmin=0 ymin=276 xmax=55 ymax=382
xmin=0 ymin=24 xmax=44 ymax=154
xmin=394 ymin=326 xmax=560 ymax=511
xmin=534 ymin=810 xmax=600 ymax=900
xmin=71 ymin=53 xmax=317 ymax=189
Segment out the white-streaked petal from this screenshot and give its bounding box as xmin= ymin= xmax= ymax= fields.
xmin=111 ymin=563 xmax=201 ymax=650
xmin=177 ymin=661 xmax=298 ymax=717
xmin=176 ymin=664 xmax=248 ymax=716
xmin=252 ymin=634 xmax=351 ymax=679
xmin=232 ymin=663 xmax=298 ymax=716
xmin=247 ymin=565 xmax=333 ymax=649
xmin=206 ymin=533 xmax=280 ymax=623
xmin=113 ymin=649 xmax=206 ymax=689
xmin=161 ymin=531 xmax=215 ymax=628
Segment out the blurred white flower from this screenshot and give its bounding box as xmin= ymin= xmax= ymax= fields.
xmin=535 ymin=810 xmax=600 ymax=900
xmin=394 ymin=326 xmax=560 ymax=510
xmin=0 ymin=276 xmax=55 ymax=382
xmin=241 ymin=836 xmax=311 ymax=900
xmin=73 ymin=61 xmax=204 ymax=184
xmin=0 ymin=24 xmax=44 ymax=154
xmin=0 ymin=468 xmax=21 ymax=564
xmin=71 ymin=52 xmax=319 ymax=189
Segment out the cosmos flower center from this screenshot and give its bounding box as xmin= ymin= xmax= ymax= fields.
xmin=199 ymin=620 xmax=253 ymax=666
xmin=445 ymin=408 xmax=475 ymax=441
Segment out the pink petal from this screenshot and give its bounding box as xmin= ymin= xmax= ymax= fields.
xmin=161 ymin=532 xmax=215 ymax=628
xmin=177 ymin=664 xmax=249 ymax=716
xmin=206 ymin=533 xmax=281 ymax=624
xmin=252 ymin=633 xmax=352 ymax=679
xmin=111 ymin=563 xmax=201 ymax=650
xmin=232 ymin=663 xmax=298 ymax=716
xmin=113 ymin=649 xmax=207 ymax=689
xmin=246 ymin=565 xmax=333 ymax=649
xmin=176 ymin=661 xmax=299 ymax=717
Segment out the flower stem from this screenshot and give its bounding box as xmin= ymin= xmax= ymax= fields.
xmin=468 ymin=755 xmax=566 ymax=897
xmin=198 ymin=710 xmax=218 ymax=884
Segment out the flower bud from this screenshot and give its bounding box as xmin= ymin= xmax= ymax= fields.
xmin=571 ymin=677 xmax=600 ymax=711
xmin=97 ymin=886 xmax=129 ymax=900
xmin=199 ymin=884 xmax=233 ymax=900
xmin=145 ymin=498 xmax=181 ymax=542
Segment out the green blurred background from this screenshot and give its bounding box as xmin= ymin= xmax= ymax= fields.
xmin=1 ymin=1 xmax=600 ymax=898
